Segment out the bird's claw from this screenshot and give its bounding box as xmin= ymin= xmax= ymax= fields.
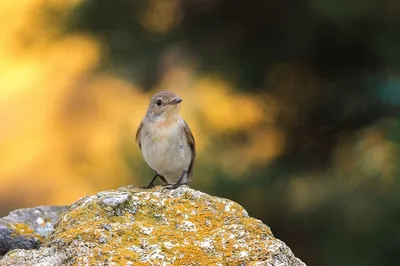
xmin=162 ymin=183 xmax=184 ymax=191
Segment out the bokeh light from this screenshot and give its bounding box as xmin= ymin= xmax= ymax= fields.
xmin=1 ymin=1 xmax=399 ymax=265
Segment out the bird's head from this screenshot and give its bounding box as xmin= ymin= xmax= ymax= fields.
xmin=146 ymin=91 xmax=183 ymax=120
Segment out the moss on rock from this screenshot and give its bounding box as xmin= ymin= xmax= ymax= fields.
xmin=1 ymin=186 xmax=305 ymax=266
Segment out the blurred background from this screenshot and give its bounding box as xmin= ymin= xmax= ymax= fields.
xmin=0 ymin=0 xmax=399 ymax=265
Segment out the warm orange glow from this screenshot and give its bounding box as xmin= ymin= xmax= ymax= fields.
xmin=0 ymin=0 xmax=283 ymax=211
xmin=139 ymin=0 xmax=182 ymax=34
xmin=0 ymin=1 xmax=396 ymax=215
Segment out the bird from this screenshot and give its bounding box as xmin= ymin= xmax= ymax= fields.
xmin=135 ymin=91 xmax=196 ymax=189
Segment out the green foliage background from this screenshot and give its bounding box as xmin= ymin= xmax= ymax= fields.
xmin=1 ymin=1 xmax=399 ymax=265
xmin=67 ymin=1 xmax=400 ymax=265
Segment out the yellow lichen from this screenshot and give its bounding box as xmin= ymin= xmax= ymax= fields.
xmin=8 ymin=223 xmax=44 ymax=242
xmin=10 ymin=223 xmax=35 ymax=235
xmin=46 ymin=186 xmax=276 ymax=265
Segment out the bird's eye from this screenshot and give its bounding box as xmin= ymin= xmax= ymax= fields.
xmin=155 ymin=98 xmax=163 ymax=106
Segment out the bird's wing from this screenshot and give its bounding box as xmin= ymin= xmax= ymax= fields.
xmin=135 ymin=121 xmax=144 ymax=150
xmin=182 ymin=119 xmax=196 ymax=182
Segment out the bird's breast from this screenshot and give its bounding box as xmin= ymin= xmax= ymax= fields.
xmin=140 ymin=120 xmax=192 ymax=182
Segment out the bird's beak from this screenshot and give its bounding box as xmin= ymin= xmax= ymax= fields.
xmin=169 ymin=97 xmax=183 ymax=105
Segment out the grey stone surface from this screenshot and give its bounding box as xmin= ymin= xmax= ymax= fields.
xmin=1 ymin=186 xmax=306 ymax=266
xmin=0 ymin=206 xmax=67 ymax=256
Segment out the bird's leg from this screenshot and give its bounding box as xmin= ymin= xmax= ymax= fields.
xmin=175 ymin=170 xmax=188 ymax=186
xmin=157 ymin=175 xmax=170 ymax=185
xmin=162 ymin=170 xmax=187 ymax=190
xmin=141 ymin=172 xmax=159 ymax=189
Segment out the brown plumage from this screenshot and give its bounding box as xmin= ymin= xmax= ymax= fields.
xmin=135 ymin=91 xmax=196 ymax=189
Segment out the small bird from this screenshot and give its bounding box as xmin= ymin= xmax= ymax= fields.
xmin=136 ymin=91 xmax=196 ymax=189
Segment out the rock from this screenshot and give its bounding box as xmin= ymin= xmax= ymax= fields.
xmin=1 ymin=186 xmax=306 ymax=266
xmin=0 ymin=206 xmax=67 ymax=257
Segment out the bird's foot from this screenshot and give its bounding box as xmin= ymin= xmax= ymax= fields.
xmin=161 ymin=170 xmax=188 ymax=191
xmin=162 ymin=182 xmax=186 ymax=191
xmin=141 ymin=172 xmax=160 ymax=189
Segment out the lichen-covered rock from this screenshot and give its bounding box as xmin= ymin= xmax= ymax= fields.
xmin=1 ymin=186 xmax=306 ymax=266
xmin=0 ymin=206 xmax=66 ymax=257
